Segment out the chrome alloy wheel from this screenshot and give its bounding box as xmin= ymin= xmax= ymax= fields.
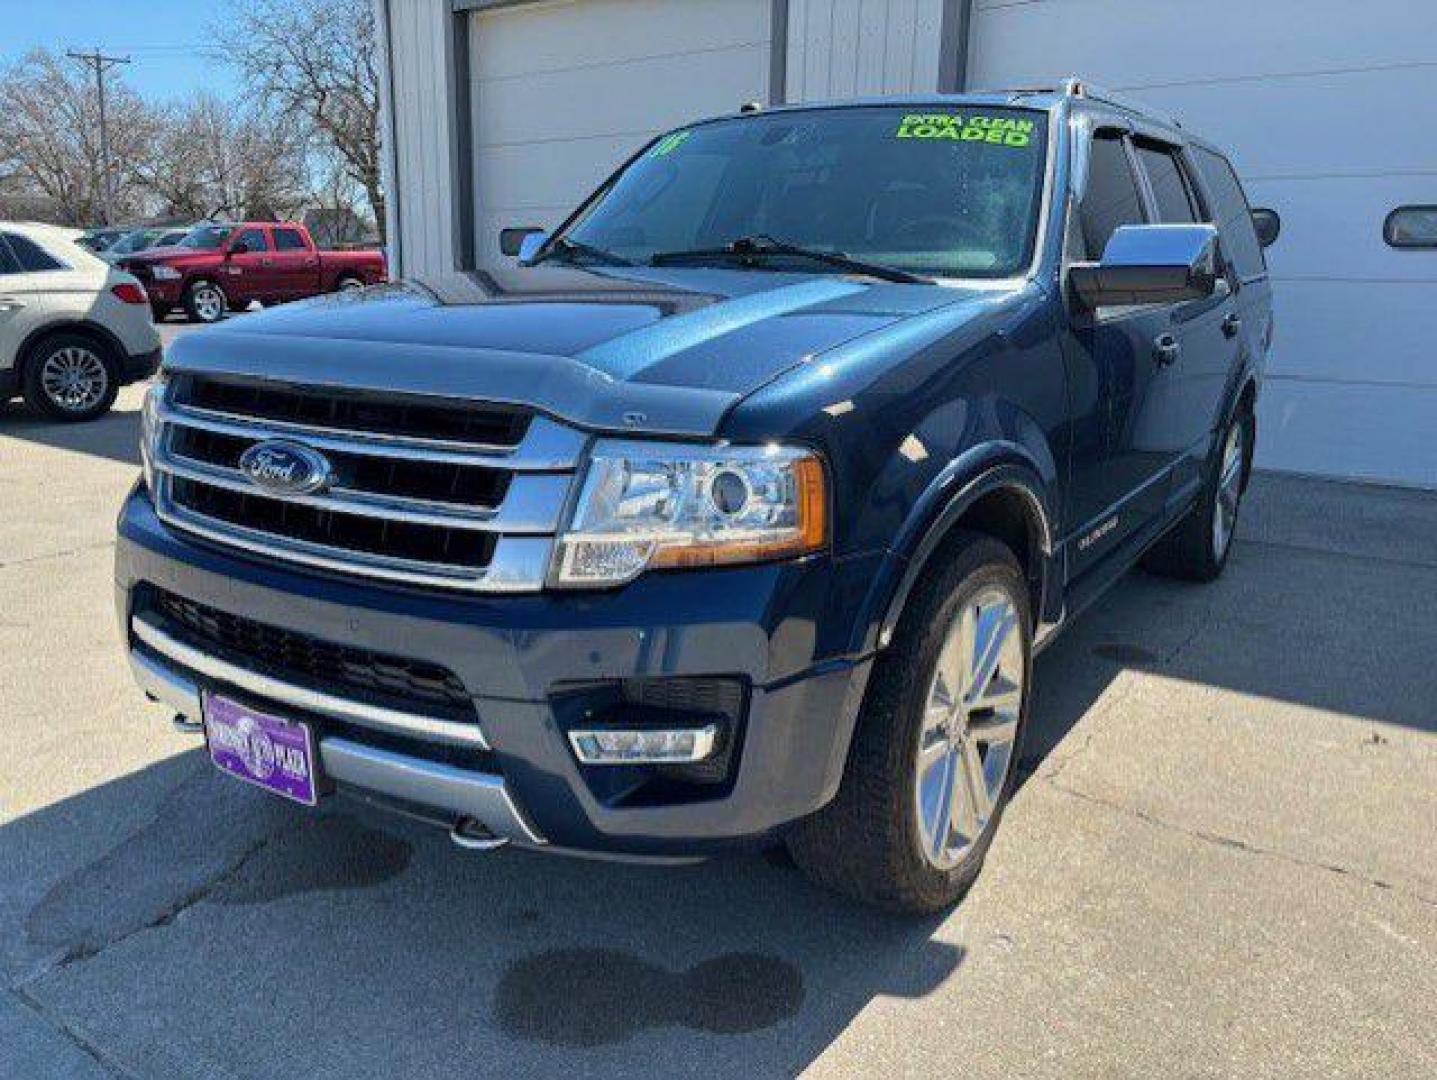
xmin=192 ymin=283 xmax=224 ymax=321
xmin=39 ymin=345 xmax=109 ymax=413
xmin=1212 ymin=422 xmax=1244 ymax=559
xmin=914 ymin=586 xmax=1024 ymax=871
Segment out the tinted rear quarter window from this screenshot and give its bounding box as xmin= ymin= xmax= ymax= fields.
xmin=1135 ymin=141 xmax=1199 ymax=224
xmin=0 ymin=235 xmax=21 ymax=275
xmin=273 ymin=228 xmax=306 ymax=251
xmin=1190 ymin=147 xmax=1265 ymax=279
xmin=1078 ymin=132 xmax=1146 ymax=260
xmin=3 ymin=232 xmax=66 ymax=272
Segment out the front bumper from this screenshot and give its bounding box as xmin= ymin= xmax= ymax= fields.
xmin=121 ymin=346 xmax=161 ymax=385
xmin=117 ymin=486 xmax=878 ymax=857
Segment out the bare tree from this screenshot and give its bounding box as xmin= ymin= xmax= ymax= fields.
xmin=221 ymin=0 xmax=385 ymax=239
xmin=140 ymin=94 xmax=309 ymax=221
xmin=0 ymin=49 xmax=158 ymax=224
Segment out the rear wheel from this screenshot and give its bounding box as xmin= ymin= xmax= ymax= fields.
xmin=788 ymin=532 xmax=1031 ymax=912
xmin=22 ymin=334 xmax=120 ymax=422
xmin=183 ymin=279 xmax=226 ymax=323
xmin=1143 ymin=408 xmax=1251 ymax=582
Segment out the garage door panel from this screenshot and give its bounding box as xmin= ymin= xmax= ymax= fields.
xmin=1136 ymin=69 xmax=1437 ymax=178
xmin=971 ymin=0 xmax=1437 ymax=90
xmin=1245 ymin=175 xmax=1437 ymax=283
xmin=476 ymin=135 xmax=643 ymax=214
xmin=1258 ymin=379 xmax=1437 ymax=488
xmin=1268 ymin=282 xmax=1437 ymax=387
xmin=475 ymin=44 xmax=768 ymax=148
xmin=470 ymin=0 xmax=769 ymax=270
xmin=473 ymin=0 xmax=769 ymax=81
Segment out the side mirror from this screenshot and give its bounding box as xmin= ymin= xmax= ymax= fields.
xmin=226 ymin=240 xmax=249 ymax=256
xmin=1251 ymin=208 xmax=1281 ymax=248
xmin=499 ymin=226 xmax=546 ymax=261
xmin=1069 ymin=223 xmax=1220 ymax=309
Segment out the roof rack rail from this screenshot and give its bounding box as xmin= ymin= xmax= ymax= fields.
xmin=1060 ymin=77 xmax=1182 ymax=128
xmin=1005 ymin=77 xmax=1182 ymax=128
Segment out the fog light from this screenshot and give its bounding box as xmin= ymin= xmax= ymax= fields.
xmin=568 ymin=724 xmax=718 ymax=765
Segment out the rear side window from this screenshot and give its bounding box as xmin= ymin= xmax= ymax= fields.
xmin=236 ymin=228 xmax=270 ymax=252
xmin=273 ymin=228 xmax=306 ymax=251
xmin=3 ymin=232 xmax=66 ymax=272
xmin=1078 ymin=132 xmax=1146 ymax=260
xmin=0 ymin=235 xmax=20 ymax=275
xmin=1134 ymin=141 xmax=1199 ymax=224
xmin=1191 ymin=147 xmax=1265 ymax=279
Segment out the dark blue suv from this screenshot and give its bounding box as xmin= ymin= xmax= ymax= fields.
xmin=118 ymin=84 xmax=1274 ymax=911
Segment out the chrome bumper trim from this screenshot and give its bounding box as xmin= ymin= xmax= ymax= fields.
xmin=131 ymin=611 xmax=489 ymax=749
xmin=321 ymin=738 xmax=545 ymax=845
xmin=129 ymin=644 xmax=203 ymax=721
xmin=126 ymin=638 xmax=543 ymax=844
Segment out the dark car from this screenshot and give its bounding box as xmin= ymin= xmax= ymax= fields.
xmin=119 ymin=221 xmax=387 ymax=323
xmin=117 ymin=83 xmax=1274 ymax=912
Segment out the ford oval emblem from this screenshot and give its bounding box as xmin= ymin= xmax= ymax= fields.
xmin=238 ymin=440 xmax=332 ymax=496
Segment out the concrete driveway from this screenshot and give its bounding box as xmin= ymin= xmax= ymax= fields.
xmin=2 ymin=353 xmax=1434 ymax=1078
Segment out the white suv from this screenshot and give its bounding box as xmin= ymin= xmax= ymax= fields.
xmin=1 ymin=223 xmax=162 ymax=422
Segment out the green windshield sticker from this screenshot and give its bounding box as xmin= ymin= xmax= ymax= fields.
xmin=895 ymin=114 xmax=1035 ymax=147
xmin=649 ymin=130 xmax=692 ymax=158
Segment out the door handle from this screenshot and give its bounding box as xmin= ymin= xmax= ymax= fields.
xmin=1152 ymin=332 xmax=1181 ymax=367
xmin=1222 ymin=312 xmax=1242 ymax=339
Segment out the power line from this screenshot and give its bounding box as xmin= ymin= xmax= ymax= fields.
xmin=66 ymin=47 xmax=130 ymax=226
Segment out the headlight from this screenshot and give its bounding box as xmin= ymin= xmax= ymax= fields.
xmin=139 ymin=375 xmax=166 ymax=492
xmin=151 ymin=265 xmax=181 ymax=281
xmin=552 ymin=440 xmax=827 ymax=587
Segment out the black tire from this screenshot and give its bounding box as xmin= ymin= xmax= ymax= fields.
xmin=150 ymin=302 xmax=172 ymax=323
xmin=21 ymin=332 xmax=121 ymax=422
xmin=182 ymin=278 xmax=227 ymax=323
xmin=787 ymin=531 xmax=1033 ymax=913
xmin=1142 ymin=407 xmax=1252 ymax=583
xmin=335 ymin=274 xmax=365 ymax=292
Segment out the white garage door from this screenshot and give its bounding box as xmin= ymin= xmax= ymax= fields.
xmin=468 ymin=0 xmax=772 ymax=267
xmin=969 ymin=0 xmax=1437 ymax=488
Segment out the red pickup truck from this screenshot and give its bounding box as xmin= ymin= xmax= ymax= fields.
xmin=120 ymin=222 xmax=387 ymax=323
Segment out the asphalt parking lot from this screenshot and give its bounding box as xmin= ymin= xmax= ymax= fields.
xmin=2 ymin=326 xmax=1434 ymax=1078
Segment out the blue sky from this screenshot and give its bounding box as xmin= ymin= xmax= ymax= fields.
xmin=0 ymin=0 xmax=239 ymax=103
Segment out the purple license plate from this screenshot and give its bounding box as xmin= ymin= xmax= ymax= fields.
xmin=203 ymin=694 xmax=318 ymax=806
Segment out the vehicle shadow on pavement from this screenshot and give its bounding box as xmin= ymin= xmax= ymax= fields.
xmin=0 ymin=399 xmax=142 ymax=469
xmin=6 ymin=747 xmax=966 ymax=1078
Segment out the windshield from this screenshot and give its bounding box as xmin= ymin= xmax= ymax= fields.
xmin=560 ymin=105 xmax=1048 ymax=279
xmin=179 ymin=225 xmax=232 ymax=250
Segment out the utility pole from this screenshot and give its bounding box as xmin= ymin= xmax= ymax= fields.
xmin=66 ymin=48 xmax=130 ymax=225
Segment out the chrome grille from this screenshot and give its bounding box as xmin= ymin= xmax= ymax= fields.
xmin=150 ymin=375 xmax=586 ymax=591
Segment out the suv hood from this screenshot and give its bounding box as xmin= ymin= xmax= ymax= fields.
xmin=165 ymin=265 xmax=1015 ymax=436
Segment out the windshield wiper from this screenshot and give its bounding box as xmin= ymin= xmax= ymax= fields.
xmin=530 ymin=235 xmax=633 ymax=267
xmin=650 ymin=234 xmax=929 ymax=283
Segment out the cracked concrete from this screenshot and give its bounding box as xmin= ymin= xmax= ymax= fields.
xmin=2 ymin=373 xmax=1435 ymax=1078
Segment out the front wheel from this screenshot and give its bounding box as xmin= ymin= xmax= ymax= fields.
xmin=788 ymin=532 xmax=1031 ymax=912
xmin=1143 ymin=408 xmax=1251 ymax=582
